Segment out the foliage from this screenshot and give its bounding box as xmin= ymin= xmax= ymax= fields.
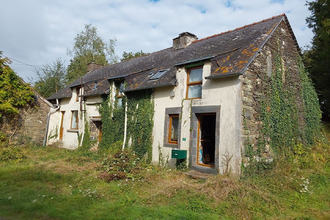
xmin=66 ymin=24 xmax=118 ymax=83
xmin=0 ymin=51 xmax=35 ymax=119
xmin=121 ymin=50 xmax=148 ymax=62
xmin=0 ymin=131 xmax=8 ymax=147
xmin=98 ymin=94 xmax=113 ymax=151
xmin=260 ymin=54 xmax=320 ymax=150
xmin=99 ymin=149 xmax=145 ymax=181
xmin=261 ymin=54 xmax=300 ymax=153
xmin=0 ymin=137 xmax=329 ymax=219
xmin=99 ymin=85 xmax=154 ymax=161
xmin=98 ymin=83 xmax=125 ymax=153
xmin=80 ymin=113 xmax=92 ymax=151
xmin=126 ymin=90 xmax=154 ymax=162
xmin=304 ymin=0 xmax=330 ymax=120
xmin=34 ymin=58 xmax=66 ymax=98
xmin=299 ymin=59 xmax=322 ymax=144
xmin=0 ymin=147 xmax=26 ymax=162
xmin=244 ymin=45 xmax=321 ymax=174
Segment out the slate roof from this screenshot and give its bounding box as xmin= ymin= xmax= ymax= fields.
xmin=47 ymin=14 xmax=298 ymax=100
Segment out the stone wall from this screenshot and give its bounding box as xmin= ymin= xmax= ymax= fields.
xmin=241 ymin=21 xmax=301 ymax=163
xmin=0 ymin=93 xmax=51 ymax=145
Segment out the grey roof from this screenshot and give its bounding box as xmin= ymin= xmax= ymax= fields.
xmin=48 ymin=14 xmax=298 ymax=100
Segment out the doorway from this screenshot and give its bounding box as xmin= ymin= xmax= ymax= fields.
xmin=59 ymin=111 xmax=65 ymax=141
xmin=197 ymin=113 xmax=216 ymax=167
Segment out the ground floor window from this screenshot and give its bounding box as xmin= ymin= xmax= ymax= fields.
xmin=168 ymin=114 xmax=179 ymax=144
xmin=71 ymin=111 xmax=79 ymax=129
xmin=164 ymin=107 xmax=181 ymax=147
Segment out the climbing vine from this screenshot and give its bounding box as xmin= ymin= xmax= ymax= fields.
xmin=243 ymin=39 xmax=321 ymax=175
xmin=81 ymin=106 xmax=92 ymax=150
xmin=259 ymin=53 xmax=321 ymax=155
xmin=298 ymin=58 xmax=321 ymax=145
xmin=261 ymin=53 xmax=300 ymax=153
xmin=126 ymin=90 xmax=154 ymax=162
xmin=99 ymin=82 xmax=157 ymax=158
xmin=99 ymin=85 xmax=154 ymax=160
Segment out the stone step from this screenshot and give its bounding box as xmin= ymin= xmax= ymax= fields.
xmin=185 ymin=170 xmax=213 ymax=180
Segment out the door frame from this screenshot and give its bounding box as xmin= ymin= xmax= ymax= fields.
xmin=196 ymin=113 xmax=216 ymax=168
xmin=59 ymin=111 xmax=65 ymax=141
xmin=190 ymin=106 xmax=221 ymax=174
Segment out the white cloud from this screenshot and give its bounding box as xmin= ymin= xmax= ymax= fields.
xmin=0 ymin=0 xmax=313 ymax=82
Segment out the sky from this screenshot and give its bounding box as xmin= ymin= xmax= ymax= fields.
xmin=0 ymin=0 xmax=313 ymax=83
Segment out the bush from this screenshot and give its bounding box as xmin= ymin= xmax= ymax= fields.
xmin=98 ymin=149 xmax=146 ymax=182
xmin=0 ymin=147 xmax=26 ymax=162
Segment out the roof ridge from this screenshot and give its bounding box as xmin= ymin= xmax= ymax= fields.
xmin=192 ymin=13 xmax=286 ymax=44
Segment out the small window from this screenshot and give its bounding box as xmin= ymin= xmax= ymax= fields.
xmin=116 ymin=82 xmax=125 ymax=109
xmin=75 ymin=87 xmax=80 ymax=102
xmin=93 ymin=81 xmax=98 ymax=90
xmin=168 ymin=114 xmax=179 ymax=144
xmin=150 ymin=69 xmax=168 ymax=80
xmin=186 ymin=66 xmax=203 ymax=99
xmin=71 ymin=111 xmax=79 ymax=129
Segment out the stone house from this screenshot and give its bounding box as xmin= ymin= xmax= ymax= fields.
xmin=1 ymin=89 xmax=54 ymax=146
xmin=46 ymin=14 xmax=311 ymax=175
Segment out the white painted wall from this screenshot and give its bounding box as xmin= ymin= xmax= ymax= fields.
xmin=46 ymin=63 xmax=242 ymax=174
xmin=47 ymin=88 xmax=83 ymax=149
xmin=152 ymin=62 xmax=242 ymax=174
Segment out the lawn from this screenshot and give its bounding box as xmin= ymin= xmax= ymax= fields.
xmin=0 ymin=128 xmax=329 ymax=219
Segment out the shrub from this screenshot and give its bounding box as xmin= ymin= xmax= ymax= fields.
xmin=98 ymin=149 xmax=146 ymax=182
xmin=0 ymin=147 xmax=26 ymax=162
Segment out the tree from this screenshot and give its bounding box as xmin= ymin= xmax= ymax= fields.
xmin=304 ymin=0 xmax=330 ymax=120
xmin=0 ymin=51 xmax=34 ymax=119
xmin=121 ymin=50 xmax=148 ymax=62
xmin=66 ymin=24 xmax=118 ymax=83
xmin=34 ymin=59 xmax=66 ymax=98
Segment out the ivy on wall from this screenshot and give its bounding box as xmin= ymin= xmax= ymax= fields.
xmin=298 ymin=59 xmax=321 ymax=145
xmin=260 ymin=53 xmax=321 ymax=155
xmin=126 ymin=90 xmax=154 ymax=162
xmin=98 ymin=83 xmax=154 ymax=161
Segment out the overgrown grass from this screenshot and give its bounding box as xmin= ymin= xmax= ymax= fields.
xmin=0 ymin=126 xmax=329 ymax=219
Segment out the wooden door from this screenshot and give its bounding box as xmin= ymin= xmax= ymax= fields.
xmin=197 ymin=113 xmax=216 ymax=167
xmin=59 ymin=111 xmax=65 ymax=140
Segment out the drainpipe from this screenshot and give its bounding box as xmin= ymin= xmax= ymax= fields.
xmin=43 ymin=99 xmax=60 ymax=146
xmin=122 ymin=92 xmax=128 ymax=150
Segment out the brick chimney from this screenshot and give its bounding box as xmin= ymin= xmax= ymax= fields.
xmin=87 ymin=62 xmax=103 ymax=72
xmin=173 ymin=32 xmax=198 ymax=50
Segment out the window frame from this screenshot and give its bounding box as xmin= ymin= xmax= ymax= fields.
xmin=70 ymin=110 xmax=79 ymax=130
xmin=168 ymin=114 xmax=179 ymax=144
xmin=186 ymin=66 xmax=203 ymax=99
xmin=75 ymin=87 xmax=80 ymax=102
xmin=164 ymin=107 xmax=181 ymax=148
xmin=116 ymin=82 xmax=124 ymax=109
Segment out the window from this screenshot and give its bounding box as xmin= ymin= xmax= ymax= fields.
xmin=75 ymin=87 xmax=80 ymax=102
xmin=116 ymin=82 xmax=125 ymax=109
xmin=168 ymin=114 xmax=179 ymax=144
xmin=93 ymin=81 xmax=98 ymax=90
xmin=186 ymin=66 xmax=203 ymax=99
xmin=164 ymin=107 xmax=181 ymax=147
xmin=150 ymin=69 xmax=168 ymax=80
xmin=70 ymin=111 xmax=79 ymax=129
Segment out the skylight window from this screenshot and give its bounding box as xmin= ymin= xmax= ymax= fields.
xmin=150 ymin=69 xmax=168 ymax=80
xmin=93 ymin=81 xmax=98 ymax=90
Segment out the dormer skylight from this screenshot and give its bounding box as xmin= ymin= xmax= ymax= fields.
xmin=150 ymin=69 xmax=169 ymax=80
